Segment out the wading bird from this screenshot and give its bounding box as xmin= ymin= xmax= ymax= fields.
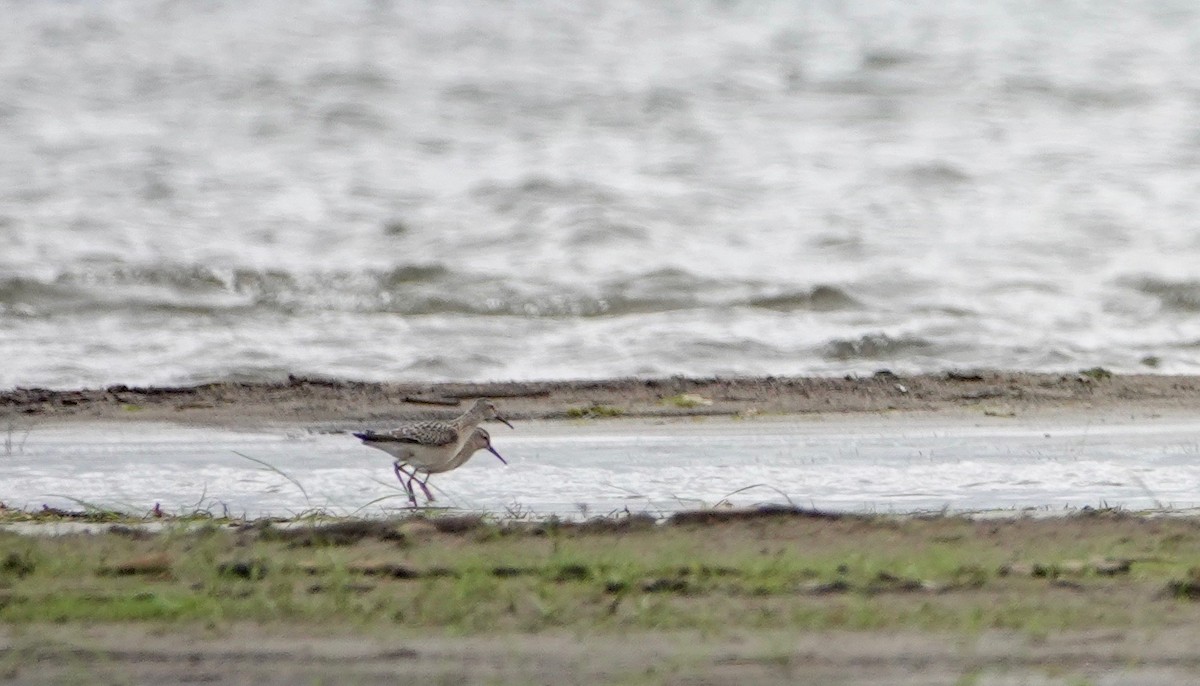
xmin=399 ymin=427 xmax=507 ymax=504
xmin=352 ymin=398 xmax=513 ymax=505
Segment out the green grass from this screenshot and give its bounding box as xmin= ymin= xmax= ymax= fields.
xmin=1078 ymin=367 xmax=1113 ymax=381
xmin=565 ymin=404 xmax=625 ymax=418
xmin=660 ymin=394 xmax=713 ymax=409
xmin=3 ymin=511 xmax=1200 ymax=634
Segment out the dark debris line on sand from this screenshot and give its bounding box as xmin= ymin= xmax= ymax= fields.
xmin=3 ymin=371 xmax=1200 ymax=425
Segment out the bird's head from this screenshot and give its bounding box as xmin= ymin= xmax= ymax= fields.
xmin=472 ymin=427 xmax=507 ymax=464
xmin=469 ymin=398 xmax=514 ymax=429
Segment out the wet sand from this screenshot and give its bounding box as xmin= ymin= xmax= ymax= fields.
xmin=8 ymin=411 xmax=1200 ymax=518
xmin=4 ymin=371 xmax=1199 ymax=427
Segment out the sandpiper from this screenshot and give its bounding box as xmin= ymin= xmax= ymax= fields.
xmin=390 ymin=427 xmax=507 ymax=505
xmin=352 ymin=398 xmax=513 ymax=505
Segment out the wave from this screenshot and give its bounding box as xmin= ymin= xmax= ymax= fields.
xmin=471 ymin=175 xmax=623 ymax=215
xmin=0 ymin=276 xmax=77 ymax=303
xmin=746 ymin=286 xmax=861 ymax=312
xmin=822 ymin=333 xmax=934 ymax=361
xmin=0 ymin=263 xmax=862 ymax=319
xmin=1123 ymin=277 xmax=1200 ymax=312
xmin=1002 ymin=77 xmax=1148 ymax=110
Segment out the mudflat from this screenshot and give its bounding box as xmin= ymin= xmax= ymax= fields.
xmin=3 ymin=370 xmax=1198 ymax=427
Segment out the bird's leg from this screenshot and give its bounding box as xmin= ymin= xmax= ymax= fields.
xmin=392 ymin=462 xmax=410 ymax=491
xmin=412 ymin=475 xmax=435 ymax=502
xmin=393 ymin=462 xmax=418 ymax=506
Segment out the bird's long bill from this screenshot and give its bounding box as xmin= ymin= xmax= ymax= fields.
xmin=495 ymin=414 xmax=515 ymax=429
xmin=487 ymin=445 xmax=508 ymax=465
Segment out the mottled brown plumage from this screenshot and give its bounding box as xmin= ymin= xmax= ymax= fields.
xmin=352 ymin=398 xmax=513 ymax=504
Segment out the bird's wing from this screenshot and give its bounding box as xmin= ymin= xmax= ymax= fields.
xmin=366 ymin=421 xmax=460 ymax=447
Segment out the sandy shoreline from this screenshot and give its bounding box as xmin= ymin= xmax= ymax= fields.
xmin=3 ymin=371 xmax=1200 ymax=427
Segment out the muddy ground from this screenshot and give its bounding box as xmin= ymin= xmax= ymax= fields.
xmin=3 ymin=370 xmax=1199 ymax=427
xmin=6 ymin=624 xmax=1200 ymax=685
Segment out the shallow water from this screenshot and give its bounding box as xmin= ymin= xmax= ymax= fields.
xmin=4 ymin=417 xmax=1199 ymax=519
xmin=3 ymin=1 xmax=1200 ymax=388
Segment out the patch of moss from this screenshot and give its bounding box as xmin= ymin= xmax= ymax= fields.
xmin=660 ymin=393 xmax=713 ymax=409
xmin=565 ymin=404 xmax=625 ymax=419
xmin=1079 ymin=367 xmax=1113 ymax=381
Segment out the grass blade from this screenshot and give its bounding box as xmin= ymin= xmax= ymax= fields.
xmin=231 ymin=450 xmax=310 ymax=506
